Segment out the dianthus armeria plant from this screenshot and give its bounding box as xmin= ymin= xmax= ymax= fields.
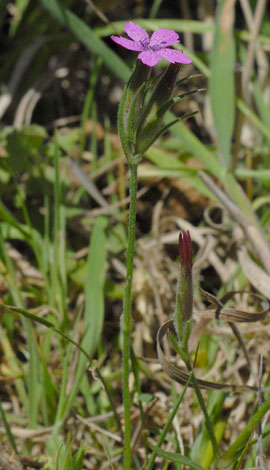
xmin=111 ymin=22 xmax=192 ymax=469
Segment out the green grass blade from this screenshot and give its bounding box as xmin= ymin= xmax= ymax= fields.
xmin=222 ymin=170 xmax=263 ymax=229
xmin=191 ymin=391 xmax=227 ymax=469
xmin=53 ymin=307 xmax=84 ymax=434
xmin=252 ymin=79 xmax=270 ymax=129
xmin=0 ymin=399 xmax=18 ymax=454
xmin=236 ymin=29 xmax=270 ymax=47
xmin=235 ymin=169 xmax=270 ymax=181
xmin=0 ymin=200 xmax=30 ymax=241
xmin=27 ymin=322 xmax=41 ymax=428
xmin=95 ymin=19 xmax=215 ymax=37
xmin=209 ymin=0 xmax=236 ymax=169
xmin=83 ymin=216 xmax=107 ymax=356
xmin=236 ymin=97 xmax=270 ymax=144
xmin=52 ymin=137 xmax=67 ymax=320
xmin=80 ymin=57 xmax=102 ymax=154
xmin=39 ymin=0 xmax=130 ymax=81
xmin=0 ymin=323 xmax=27 ymax=409
xmin=0 ymin=303 xmax=93 ymax=362
xmin=62 ymin=215 xmax=107 ymax=419
xmin=0 ymin=257 xmax=40 ymax=429
xmin=146 ymin=373 xmax=192 ymax=470
xmin=149 ymin=0 xmax=164 ymax=18
xmin=139 ymin=165 xmax=216 ymax=199
xmin=167 ymin=117 xmax=222 ymax=179
xmin=222 ymin=399 xmax=270 ymax=464
xmin=147 ymin=443 xmax=205 ymax=470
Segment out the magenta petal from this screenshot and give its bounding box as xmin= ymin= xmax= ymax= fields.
xmin=138 ymin=51 xmax=161 ymax=66
xmin=159 ymin=48 xmax=192 ymax=64
xmin=150 ymin=29 xmax=179 ymax=49
xmin=124 ymin=21 xmax=149 ymax=44
xmin=111 ymin=35 xmax=143 ymax=51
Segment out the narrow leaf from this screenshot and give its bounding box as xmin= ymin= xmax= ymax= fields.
xmin=222 ymin=399 xmax=270 ymax=463
xmin=95 ymin=19 xmax=215 ymax=37
xmin=166 ymin=114 xmax=222 ymax=178
xmin=62 ymin=216 xmax=107 ymax=418
xmin=209 ymin=0 xmax=236 ymax=168
xmin=83 ymin=216 xmax=107 ymax=357
xmin=148 ymin=443 xmax=205 ymax=470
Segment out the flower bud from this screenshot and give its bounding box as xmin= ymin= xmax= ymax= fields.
xmin=174 ymin=230 xmax=193 ymax=348
xmin=135 ymin=63 xmax=181 ymax=154
xmin=179 ymin=230 xmax=192 ymax=276
xmin=117 ymin=60 xmax=150 ymax=164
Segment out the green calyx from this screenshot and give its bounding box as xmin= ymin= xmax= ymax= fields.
xmin=117 ymin=60 xmax=150 ymax=164
xmin=118 ymin=61 xmax=190 ymax=164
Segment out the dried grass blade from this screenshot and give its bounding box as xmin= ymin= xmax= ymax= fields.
xmin=157 ymin=291 xmax=270 ymax=392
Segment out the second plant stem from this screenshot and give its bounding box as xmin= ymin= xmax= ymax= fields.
xmin=122 ymin=163 xmax=138 ymax=470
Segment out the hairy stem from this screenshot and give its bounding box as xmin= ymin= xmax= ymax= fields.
xmin=122 ymin=163 xmax=138 ymax=470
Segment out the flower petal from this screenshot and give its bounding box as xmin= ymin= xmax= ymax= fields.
xmin=150 ymin=29 xmax=179 ymax=49
xmin=138 ymin=51 xmax=161 ymax=67
xmin=111 ymin=35 xmax=143 ymax=51
xmin=125 ymin=21 xmax=149 ymax=44
xmin=159 ymin=48 xmax=192 ymax=64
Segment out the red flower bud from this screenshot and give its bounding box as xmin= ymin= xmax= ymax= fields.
xmin=179 ymin=230 xmax=192 ymax=270
xmin=174 ymin=230 xmax=193 ymax=347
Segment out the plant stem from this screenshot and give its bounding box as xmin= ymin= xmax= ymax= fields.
xmin=169 ymin=335 xmax=220 ymax=459
xmin=187 ymin=358 xmax=220 ymax=459
xmin=122 ymin=163 xmax=138 ymax=470
xmin=146 ymin=374 xmax=192 ymax=470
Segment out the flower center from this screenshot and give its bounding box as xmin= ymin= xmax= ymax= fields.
xmin=140 ymin=39 xmax=150 ymax=50
xmin=150 ymin=44 xmax=162 ymax=51
xmin=140 ymin=39 xmax=168 ymax=52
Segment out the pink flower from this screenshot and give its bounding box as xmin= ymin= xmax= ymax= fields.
xmin=111 ymin=22 xmax=192 ymax=67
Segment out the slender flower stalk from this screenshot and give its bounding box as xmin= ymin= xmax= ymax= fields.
xmin=121 ymin=163 xmax=137 ymax=469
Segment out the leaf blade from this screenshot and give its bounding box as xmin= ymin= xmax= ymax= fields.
xmin=209 ymin=0 xmax=236 ymax=169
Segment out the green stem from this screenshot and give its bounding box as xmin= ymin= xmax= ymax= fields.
xmin=169 ymin=335 xmax=220 ymax=459
xmin=186 ymin=358 xmax=220 ymax=459
xmin=146 ymin=374 xmax=192 ymax=470
xmin=122 ymin=163 xmax=138 ymax=470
